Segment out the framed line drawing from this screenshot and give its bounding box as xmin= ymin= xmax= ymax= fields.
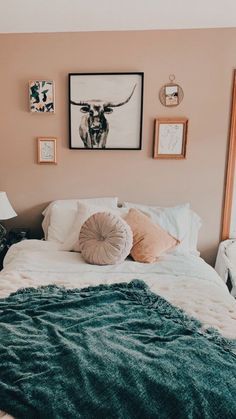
xmin=29 ymin=80 xmax=55 ymax=113
xmin=37 ymin=137 xmax=57 ymax=164
xmin=68 ymin=72 xmax=144 ymax=150
xmin=153 ymin=118 xmax=188 ymax=159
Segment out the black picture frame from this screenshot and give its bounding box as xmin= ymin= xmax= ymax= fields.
xmin=68 ymin=72 xmax=144 ymax=150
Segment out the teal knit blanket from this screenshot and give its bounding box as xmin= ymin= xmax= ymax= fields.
xmin=0 ymin=280 xmax=236 ymax=419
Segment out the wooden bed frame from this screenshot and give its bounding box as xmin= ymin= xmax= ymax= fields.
xmin=222 ymin=70 xmax=236 ymax=240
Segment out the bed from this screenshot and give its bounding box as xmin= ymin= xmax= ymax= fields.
xmin=0 ymin=199 xmax=236 ymax=418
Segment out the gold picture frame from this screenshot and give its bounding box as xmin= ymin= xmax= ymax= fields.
xmin=153 ymin=118 xmax=188 ymax=159
xmin=37 ymin=137 xmax=57 ymax=164
xmin=159 ymin=75 xmax=184 ymax=108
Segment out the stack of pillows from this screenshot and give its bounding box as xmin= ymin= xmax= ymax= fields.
xmin=42 ymin=197 xmax=202 ymax=265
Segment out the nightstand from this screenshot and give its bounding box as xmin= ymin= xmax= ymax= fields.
xmin=8 ymin=228 xmax=30 ymax=246
xmin=0 ymin=241 xmax=8 ymax=270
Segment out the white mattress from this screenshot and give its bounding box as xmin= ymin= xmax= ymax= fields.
xmin=1 ymin=239 xmax=236 ymax=419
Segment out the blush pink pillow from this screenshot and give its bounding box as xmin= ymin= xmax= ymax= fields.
xmin=124 ymin=208 xmax=178 ymax=263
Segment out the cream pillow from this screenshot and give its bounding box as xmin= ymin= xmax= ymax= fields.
xmin=42 ymin=197 xmax=118 ymax=241
xmin=47 ymin=206 xmax=77 ymax=243
xmin=61 ymin=202 xmax=128 ymax=251
xmin=79 ymin=212 xmax=133 ymax=265
xmin=124 ymin=208 xmax=178 ymax=263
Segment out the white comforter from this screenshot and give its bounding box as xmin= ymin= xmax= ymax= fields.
xmin=1 ymin=240 xmax=236 ymax=419
xmin=1 ymin=240 xmax=236 ymax=339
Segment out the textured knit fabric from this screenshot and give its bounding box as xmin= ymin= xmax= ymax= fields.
xmin=0 ymin=280 xmax=236 ymax=419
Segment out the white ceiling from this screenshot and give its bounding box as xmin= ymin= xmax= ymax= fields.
xmin=0 ymin=0 xmax=236 ymax=33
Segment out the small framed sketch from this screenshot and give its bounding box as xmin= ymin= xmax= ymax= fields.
xmin=37 ymin=137 xmax=57 ymax=164
xmin=29 ymin=80 xmax=55 ymax=113
xmin=153 ymin=118 xmax=188 ymax=159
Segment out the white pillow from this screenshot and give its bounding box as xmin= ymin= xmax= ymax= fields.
xmin=123 ymin=202 xmax=201 ymax=255
xmin=47 ymin=206 xmax=78 ymax=243
xmin=61 ymin=202 xmax=128 ymax=251
xmin=188 ymin=210 xmax=202 ymax=256
xmin=42 ymin=197 xmax=118 ymax=242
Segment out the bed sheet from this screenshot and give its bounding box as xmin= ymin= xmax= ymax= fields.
xmin=1 ymin=240 xmax=236 ymax=419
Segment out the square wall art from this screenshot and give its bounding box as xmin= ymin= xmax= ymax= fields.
xmin=29 ymin=80 xmax=55 ymax=113
xmin=69 ymin=73 xmax=144 ymax=149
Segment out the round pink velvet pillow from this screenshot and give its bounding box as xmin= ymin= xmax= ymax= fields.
xmin=79 ymin=212 xmax=133 ymax=265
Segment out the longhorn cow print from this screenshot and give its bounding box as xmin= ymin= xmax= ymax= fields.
xmin=70 ymin=84 xmax=136 ymax=148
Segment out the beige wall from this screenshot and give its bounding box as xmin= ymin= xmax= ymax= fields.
xmin=0 ymin=28 xmax=235 ymax=265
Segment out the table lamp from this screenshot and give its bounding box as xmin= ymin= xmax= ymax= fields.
xmin=0 ymin=192 xmax=17 ymax=243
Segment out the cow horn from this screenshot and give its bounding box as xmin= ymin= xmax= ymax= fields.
xmin=70 ymin=100 xmax=89 ymax=106
xmin=105 ymin=84 xmax=137 ymax=108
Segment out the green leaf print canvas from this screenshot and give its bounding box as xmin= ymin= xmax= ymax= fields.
xmin=29 ymin=80 xmax=55 ymax=113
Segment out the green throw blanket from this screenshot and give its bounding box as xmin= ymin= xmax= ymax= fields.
xmin=0 ymin=280 xmax=236 ymax=419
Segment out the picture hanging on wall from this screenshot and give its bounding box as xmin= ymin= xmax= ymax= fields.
xmin=29 ymin=80 xmax=55 ymax=113
xmin=153 ymin=118 xmax=188 ymax=159
xmin=159 ymin=75 xmax=184 ymax=107
xmin=37 ymin=137 xmax=57 ymax=164
xmin=69 ymin=72 xmax=144 ymax=150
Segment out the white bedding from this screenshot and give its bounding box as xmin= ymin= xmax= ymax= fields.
xmin=1 ymin=240 xmax=236 ymax=340
xmin=1 ymin=239 xmax=236 ymax=419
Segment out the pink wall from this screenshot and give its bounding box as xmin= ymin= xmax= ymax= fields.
xmin=0 ymin=28 xmax=236 ymax=264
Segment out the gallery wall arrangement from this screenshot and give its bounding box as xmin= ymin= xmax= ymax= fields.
xmin=29 ymin=73 xmax=187 ymax=160
xmin=2 ymin=29 xmax=234 ymax=264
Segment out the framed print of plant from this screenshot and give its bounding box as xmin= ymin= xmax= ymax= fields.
xmin=29 ymin=80 xmax=55 ymax=113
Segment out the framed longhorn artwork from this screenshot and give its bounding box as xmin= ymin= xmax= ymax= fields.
xmin=68 ymin=73 xmax=144 ymax=150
